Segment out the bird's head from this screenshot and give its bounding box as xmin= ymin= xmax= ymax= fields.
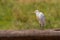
xmin=34 ymin=10 xmax=40 ymax=13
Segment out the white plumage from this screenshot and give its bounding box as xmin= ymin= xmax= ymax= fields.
xmin=34 ymin=10 xmax=45 ymax=29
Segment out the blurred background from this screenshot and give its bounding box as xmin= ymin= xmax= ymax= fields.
xmin=0 ymin=0 xmax=60 ymax=30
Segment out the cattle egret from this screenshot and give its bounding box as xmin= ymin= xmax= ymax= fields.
xmin=34 ymin=10 xmax=46 ymax=30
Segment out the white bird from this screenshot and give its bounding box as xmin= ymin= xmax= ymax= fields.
xmin=34 ymin=10 xmax=46 ymax=30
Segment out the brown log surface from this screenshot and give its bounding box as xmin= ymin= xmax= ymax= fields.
xmin=0 ymin=29 xmax=60 ymax=40
xmin=0 ymin=29 xmax=60 ymax=37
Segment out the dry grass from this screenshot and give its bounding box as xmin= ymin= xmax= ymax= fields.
xmin=0 ymin=0 xmax=60 ymax=30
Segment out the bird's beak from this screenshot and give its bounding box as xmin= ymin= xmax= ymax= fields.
xmin=32 ymin=11 xmax=35 ymax=13
xmin=33 ymin=11 xmax=35 ymax=13
xmin=32 ymin=12 xmax=35 ymax=13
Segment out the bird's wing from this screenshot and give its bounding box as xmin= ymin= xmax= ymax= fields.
xmin=39 ymin=12 xmax=45 ymax=17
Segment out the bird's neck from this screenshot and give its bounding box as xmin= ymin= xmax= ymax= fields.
xmin=36 ymin=12 xmax=40 ymax=15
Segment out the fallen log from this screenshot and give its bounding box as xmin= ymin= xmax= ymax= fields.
xmin=0 ymin=29 xmax=60 ymax=40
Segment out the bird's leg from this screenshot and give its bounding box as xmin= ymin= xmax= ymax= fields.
xmin=40 ymin=24 xmax=41 ymax=29
xmin=40 ymin=24 xmax=44 ymax=30
xmin=39 ymin=21 xmax=44 ymax=30
xmin=40 ymin=24 xmax=42 ymax=30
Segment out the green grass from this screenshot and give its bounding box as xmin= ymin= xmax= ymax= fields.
xmin=0 ymin=0 xmax=60 ymax=30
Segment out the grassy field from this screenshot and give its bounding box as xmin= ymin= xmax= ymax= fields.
xmin=0 ymin=0 xmax=60 ymax=30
